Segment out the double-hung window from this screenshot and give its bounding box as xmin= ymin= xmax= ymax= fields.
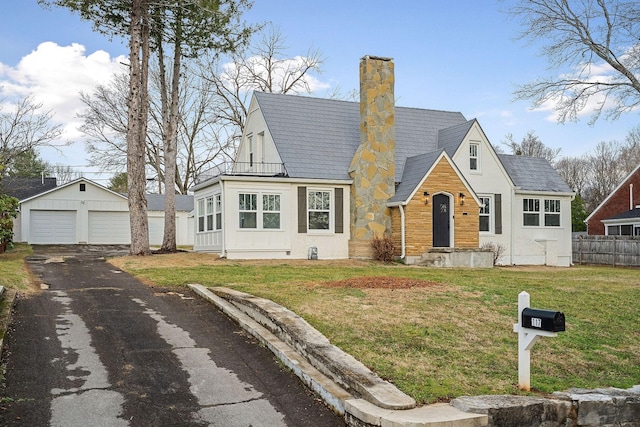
xmin=308 ymin=190 xmax=331 ymax=230
xmin=238 ymin=192 xmax=281 ymax=230
xmin=215 ymin=194 xmax=222 ymax=230
xmin=262 ymin=194 xmax=281 ymax=229
xmin=197 ymin=199 xmax=205 ymax=232
xmin=206 ymin=196 xmax=214 ymax=231
xmin=469 ymin=143 xmax=479 ymax=171
xmin=239 ymin=193 xmax=257 ymax=229
xmin=523 ymin=198 xmax=540 ymax=226
xmin=479 ymin=196 xmax=491 ymax=232
xmin=544 ymin=199 xmax=561 ymax=227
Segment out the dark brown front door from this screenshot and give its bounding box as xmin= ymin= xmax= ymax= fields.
xmin=433 ymin=193 xmax=450 ymax=247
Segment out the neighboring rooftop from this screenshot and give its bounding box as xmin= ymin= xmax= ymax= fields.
xmin=146 ymin=194 xmax=194 ymax=212
xmin=604 ymin=207 xmax=640 ymax=221
xmin=1 ymin=177 xmax=57 ymax=200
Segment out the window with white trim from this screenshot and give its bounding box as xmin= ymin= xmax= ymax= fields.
xmin=470 ymin=143 xmax=479 ymax=171
xmin=206 ymin=196 xmax=214 ymax=231
xmin=479 ymin=196 xmax=491 ymax=232
xmin=523 ymin=198 xmax=540 ymax=226
xmin=262 ymin=194 xmax=281 ymax=229
xmin=544 ymin=199 xmax=561 ymax=227
xmin=248 ymin=133 xmax=254 ymax=167
xmin=239 ymin=193 xmax=257 ymax=229
xmin=308 ymin=190 xmax=331 ymax=230
xmin=215 ymin=194 xmax=222 ymax=230
xmin=197 ymin=198 xmax=205 ymax=232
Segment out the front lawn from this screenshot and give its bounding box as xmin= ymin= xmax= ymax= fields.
xmin=108 ymin=254 xmax=640 ymax=404
xmin=0 ymin=244 xmax=33 ymax=291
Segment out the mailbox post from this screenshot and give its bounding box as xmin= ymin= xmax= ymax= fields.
xmin=513 ymin=291 xmax=565 ymax=391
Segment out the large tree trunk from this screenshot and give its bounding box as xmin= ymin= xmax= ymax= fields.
xmin=160 ymin=8 xmax=182 ymax=253
xmin=127 ymin=0 xmax=151 ymax=256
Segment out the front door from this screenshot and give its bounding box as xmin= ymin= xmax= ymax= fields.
xmin=432 ymin=194 xmax=451 ymax=247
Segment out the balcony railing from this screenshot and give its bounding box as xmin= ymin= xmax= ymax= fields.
xmin=195 ymin=162 xmax=288 ymax=184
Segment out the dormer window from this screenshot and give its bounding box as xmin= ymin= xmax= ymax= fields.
xmin=470 ymin=143 xmax=479 ymax=171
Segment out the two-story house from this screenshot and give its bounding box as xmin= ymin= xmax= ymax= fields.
xmin=192 ymin=56 xmax=574 ymax=266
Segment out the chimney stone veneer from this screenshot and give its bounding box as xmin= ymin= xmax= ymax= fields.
xmin=348 ymin=56 xmax=395 ymax=258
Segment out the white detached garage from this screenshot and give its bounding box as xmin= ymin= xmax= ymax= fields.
xmin=16 ymin=177 xmax=195 ymax=246
xmin=19 ymin=178 xmax=131 ymax=245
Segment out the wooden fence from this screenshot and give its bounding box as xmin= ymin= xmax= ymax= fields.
xmin=572 ymin=235 xmax=640 ymax=267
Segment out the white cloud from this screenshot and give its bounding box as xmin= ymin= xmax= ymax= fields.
xmin=0 ymin=42 xmax=127 ymax=149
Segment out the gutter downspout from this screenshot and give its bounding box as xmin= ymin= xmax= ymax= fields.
xmin=400 ymin=204 xmax=406 ymax=260
xmin=631 ymin=183 xmax=634 ymax=210
xmin=221 ymin=179 xmax=226 ymax=258
xmin=510 ymin=186 xmax=516 ymax=265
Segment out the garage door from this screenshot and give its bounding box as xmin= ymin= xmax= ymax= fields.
xmin=30 ymin=210 xmax=76 ymax=244
xmin=148 ymin=216 xmax=164 ymax=246
xmin=88 ymin=211 xmax=131 ymax=244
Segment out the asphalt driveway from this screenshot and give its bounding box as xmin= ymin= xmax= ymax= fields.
xmin=0 ymin=245 xmax=344 ymax=426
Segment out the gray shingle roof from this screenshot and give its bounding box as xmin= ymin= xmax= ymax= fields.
xmin=437 ymin=120 xmax=476 ymax=157
xmin=389 ymin=150 xmax=444 ymax=203
xmin=253 ymin=92 xmax=572 ymax=195
xmin=254 ymin=92 xmax=467 ymax=182
xmin=146 ymin=194 xmax=194 ymax=212
xmin=498 ymin=154 xmax=572 ymax=193
xmin=2 ymin=177 xmax=57 ymax=200
xmin=605 ymin=207 xmax=640 ymax=221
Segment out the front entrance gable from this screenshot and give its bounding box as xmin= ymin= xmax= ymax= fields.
xmin=389 ymin=152 xmax=480 ymax=259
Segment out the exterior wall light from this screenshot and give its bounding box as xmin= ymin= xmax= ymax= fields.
xmin=459 ymin=192 xmax=466 ymax=205
xmin=423 ymin=191 xmax=430 ymax=205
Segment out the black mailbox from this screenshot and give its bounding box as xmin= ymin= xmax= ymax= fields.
xmin=521 ymin=308 xmax=565 ymax=332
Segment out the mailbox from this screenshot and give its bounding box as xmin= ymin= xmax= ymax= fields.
xmin=521 ymin=308 xmax=565 ymax=332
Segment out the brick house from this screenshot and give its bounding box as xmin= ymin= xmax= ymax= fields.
xmin=586 ymin=165 xmax=640 ymax=236
xmin=191 ymin=56 xmax=574 ymax=266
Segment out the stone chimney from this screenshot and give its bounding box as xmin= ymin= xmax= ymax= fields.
xmin=348 ymin=56 xmax=396 ymax=258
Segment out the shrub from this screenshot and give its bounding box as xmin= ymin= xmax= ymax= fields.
xmin=481 ymin=241 xmax=506 ymax=266
xmin=371 ymin=235 xmax=396 ymax=263
xmin=0 ymin=195 xmax=19 ymax=253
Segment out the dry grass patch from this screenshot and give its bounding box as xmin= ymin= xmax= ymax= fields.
xmin=0 ymin=244 xmax=38 ymax=293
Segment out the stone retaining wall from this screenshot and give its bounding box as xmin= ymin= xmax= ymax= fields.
xmin=453 ymin=386 xmax=640 ymax=426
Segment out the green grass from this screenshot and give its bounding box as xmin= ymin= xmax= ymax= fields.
xmin=0 ymin=244 xmax=33 ymax=291
xmin=109 ymin=254 xmax=640 ymax=404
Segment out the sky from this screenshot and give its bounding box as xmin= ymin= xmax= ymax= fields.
xmin=1 ymin=0 xmax=638 ymax=184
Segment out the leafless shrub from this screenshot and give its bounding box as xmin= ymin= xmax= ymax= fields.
xmin=371 ymin=235 xmax=396 ymax=263
xmin=481 ymin=242 xmax=506 ymax=266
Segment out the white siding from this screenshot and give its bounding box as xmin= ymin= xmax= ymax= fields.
xmin=193 ymin=178 xmax=351 ymax=259
xmin=452 ymin=123 xmax=515 ymax=264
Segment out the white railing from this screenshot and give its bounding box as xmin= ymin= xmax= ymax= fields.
xmin=196 ymin=162 xmax=287 ymax=184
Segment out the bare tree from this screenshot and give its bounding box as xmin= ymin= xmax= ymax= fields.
xmin=0 ymin=95 xmax=63 ymax=181
xmin=584 ymin=140 xmax=626 ymax=211
xmin=195 ymin=25 xmax=325 ymax=156
xmin=508 ymin=0 xmax=640 ymax=124
xmin=501 ymin=131 xmax=561 ymax=165
xmin=48 ymin=163 xmax=80 ymax=185
xmin=80 ymin=73 xmax=129 ymax=173
xmin=81 ymin=62 xmax=238 ymax=194
xmin=620 ymin=124 xmax=640 ymax=175
xmin=555 ymin=155 xmax=591 ymax=195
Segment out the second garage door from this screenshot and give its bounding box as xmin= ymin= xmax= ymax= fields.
xmin=88 ymin=211 xmax=131 ymax=244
